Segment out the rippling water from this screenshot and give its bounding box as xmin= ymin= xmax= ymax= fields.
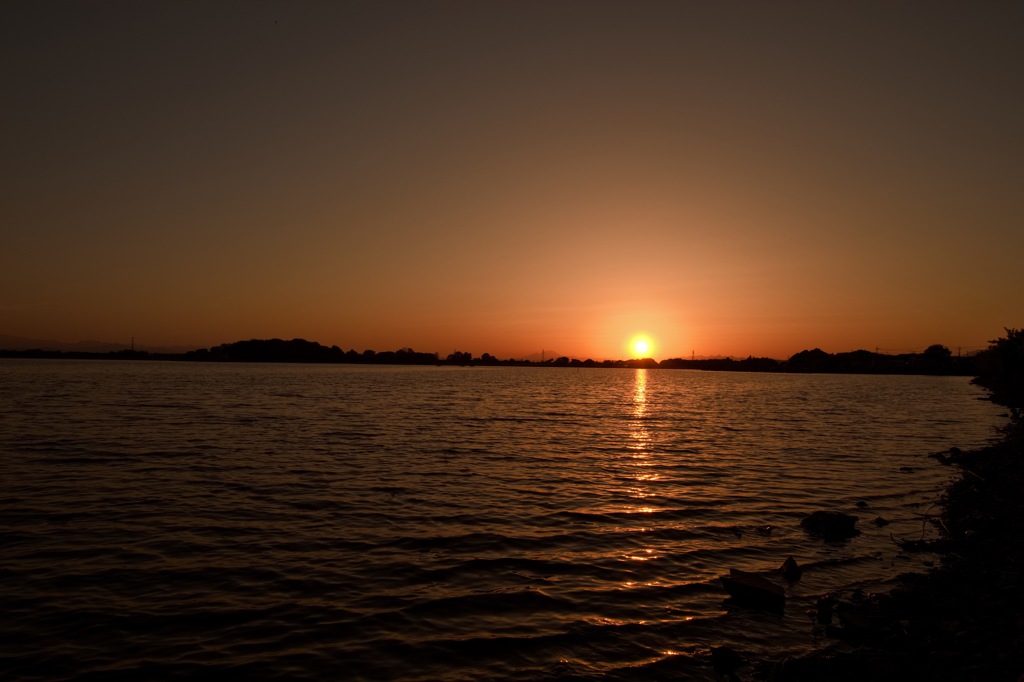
xmin=0 ymin=360 xmax=1006 ymax=680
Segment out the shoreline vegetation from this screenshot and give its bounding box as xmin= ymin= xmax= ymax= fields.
xmin=0 ymin=337 xmax=980 ymax=375
xmin=750 ymin=329 xmax=1023 ymax=681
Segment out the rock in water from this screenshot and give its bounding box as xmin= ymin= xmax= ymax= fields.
xmin=720 ymin=568 xmax=786 ymax=611
xmin=800 ymin=511 xmax=860 ymax=541
xmin=779 ymin=555 xmax=802 ymax=581
xmin=710 ymin=645 xmax=743 ymax=678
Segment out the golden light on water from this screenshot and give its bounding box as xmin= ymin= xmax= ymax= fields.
xmin=632 ymin=368 xmax=648 ymax=419
xmin=630 ymin=369 xmax=649 ymax=453
xmin=626 ymin=371 xmax=661 ymax=572
xmin=625 ymin=548 xmax=657 ymax=561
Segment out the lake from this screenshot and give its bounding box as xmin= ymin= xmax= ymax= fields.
xmin=0 ymin=360 xmax=1006 ymax=680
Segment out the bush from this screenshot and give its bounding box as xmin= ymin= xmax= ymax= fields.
xmin=972 ymin=328 xmax=1024 ymax=431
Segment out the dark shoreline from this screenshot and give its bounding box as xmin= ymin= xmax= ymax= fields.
xmin=0 ymin=342 xmax=977 ymax=376
xmin=749 ymin=432 xmax=1023 ymax=681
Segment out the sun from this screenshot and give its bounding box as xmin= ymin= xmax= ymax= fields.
xmin=629 ymin=335 xmax=654 ymax=358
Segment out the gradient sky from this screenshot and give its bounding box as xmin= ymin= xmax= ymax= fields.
xmin=3 ymin=1 xmax=1022 ymax=360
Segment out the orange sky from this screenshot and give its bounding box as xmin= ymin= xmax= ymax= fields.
xmin=2 ymin=2 xmax=1021 ymax=360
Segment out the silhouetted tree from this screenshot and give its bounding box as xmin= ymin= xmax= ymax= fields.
xmin=973 ymin=329 xmax=1024 ymax=425
xmin=203 ymin=338 xmax=345 ymax=363
xmin=919 ymin=343 xmax=955 ymax=374
xmin=834 ymin=349 xmax=885 ymax=373
xmin=924 ymin=344 xmax=953 ymax=359
xmin=787 ymin=348 xmax=833 ymax=372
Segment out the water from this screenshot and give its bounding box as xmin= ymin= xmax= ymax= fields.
xmin=0 ymin=360 xmax=1006 ymax=680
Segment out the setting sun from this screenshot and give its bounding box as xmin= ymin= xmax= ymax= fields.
xmin=629 ymin=335 xmax=654 ymax=358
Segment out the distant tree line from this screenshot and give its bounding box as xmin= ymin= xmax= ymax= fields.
xmin=185 ymin=339 xmax=441 ymax=365
xmin=0 ymin=337 xmax=993 ymax=376
xmin=777 ymin=343 xmax=973 ymax=375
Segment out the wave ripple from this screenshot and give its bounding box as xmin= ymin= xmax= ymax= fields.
xmin=0 ymin=361 xmax=1005 ymax=680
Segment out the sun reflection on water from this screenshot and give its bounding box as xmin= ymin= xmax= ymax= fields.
xmin=620 ymin=369 xmax=663 ymax=576
xmin=628 ymin=369 xmax=658 ymax=480
xmin=631 ymin=367 xmax=647 ymax=426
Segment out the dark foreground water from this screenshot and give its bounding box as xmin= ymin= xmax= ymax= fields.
xmin=0 ymin=360 xmax=1006 ymax=680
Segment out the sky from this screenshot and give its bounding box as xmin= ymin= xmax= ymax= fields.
xmin=2 ymin=1 xmax=1022 ymax=360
